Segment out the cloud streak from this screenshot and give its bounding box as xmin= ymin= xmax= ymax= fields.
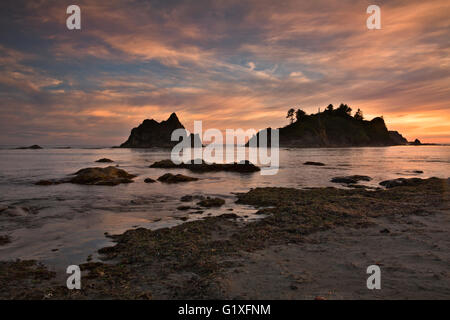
xmin=0 ymin=0 xmax=449 ymax=145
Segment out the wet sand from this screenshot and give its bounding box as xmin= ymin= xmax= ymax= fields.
xmin=0 ymin=177 xmax=448 ymax=299
xmin=220 ymin=209 xmax=450 ymax=299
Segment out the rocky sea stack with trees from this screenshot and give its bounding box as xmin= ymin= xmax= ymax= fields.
xmin=248 ymin=104 xmax=415 ymax=147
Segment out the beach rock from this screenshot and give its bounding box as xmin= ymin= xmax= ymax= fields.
xmin=0 ymin=206 xmax=35 ymax=217
xmin=303 ymin=161 xmax=325 ymax=166
xmin=347 ymin=184 xmax=369 ymax=189
xmin=157 ymin=173 xmax=198 ymax=183
xmin=0 ymin=205 xmax=8 ymax=213
xmin=331 ymin=175 xmax=372 ymax=184
xmin=120 ymin=112 xmax=202 ymax=148
xmin=379 ymin=178 xmax=424 ymax=188
xmin=180 ymin=195 xmax=206 ymax=202
xmin=150 ymin=159 xmax=260 ymax=173
xmin=144 ymin=178 xmax=156 ymax=183
xmin=197 ymin=197 xmax=225 ymax=207
xmin=410 ymin=139 xmax=422 ymax=145
xmin=95 ymin=158 xmax=114 ymax=163
xmin=16 ymin=145 xmax=42 ymax=149
xmin=177 ymin=206 xmax=192 ymax=211
xmin=180 ymin=195 xmax=193 ymax=202
xmin=0 ymin=235 xmax=11 ymax=246
xmin=70 ymin=166 xmax=136 ymax=186
xmin=150 ymin=159 xmax=178 ymax=168
xmin=397 ymin=170 xmax=424 ymax=176
xmin=218 ymin=213 xmax=238 ymax=219
xmin=35 ymin=180 xmax=61 ymax=186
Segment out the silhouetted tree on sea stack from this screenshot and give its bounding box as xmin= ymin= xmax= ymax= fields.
xmin=337 ymin=103 xmax=352 ymax=116
xmin=354 ymin=108 xmax=364 ymax=121
xmin=286 ymin=108 xmax=295 ymax=123
xmin=295 ymin=109 xmax=306 ymax=122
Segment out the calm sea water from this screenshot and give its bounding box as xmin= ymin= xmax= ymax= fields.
xmin=0 ymin=145 xmax=449 ymax=270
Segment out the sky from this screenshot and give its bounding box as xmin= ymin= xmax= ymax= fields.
xmin=0 ymin=0 xmax=449 ymax=146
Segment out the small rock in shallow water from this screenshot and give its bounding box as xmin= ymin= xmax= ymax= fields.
xmin=177 ymin=206 xmax=192 ymax=211
xmin=380 ymin=228 xmax=390 ymax=234
xmin=157 ymin=173 xmax=198 ymax=183
xmin=0 ymin=206 xmax=36 ymax=217
xmin=35 ymin=180 xmax=60 ymax=186
xmin=16 ymin=145 xmax=42 ymax=149
xmin=347 ymin=184 xmax=366 ymax=189
xmin=144 ymin=178 xmax=156 ymax=183
xmin=37 ymin=167 xmax=136 ymax=186
xmin=197 ymin=197 xmax=225 ymax=207
xmin=379 ymin=178 xmax=424 ymax=188
xmin=0 ymin=235 xmax=11 ymax=246
xmin=180 ymin=195 xmax=206 ymax=202
xmin=180 ymin=195 xmax=193 ymax=202
xmin=218 ymin=213 xmax=238 ymax=219
xmin=70 ymin=166 xmax=136 ymax=186
xmin=95 ymin=158 xmax=114 ymax=163
xmin=303 ymin=161 xmax=325 ymax=166
xmin=331 ymin=175 xmax=372 ymax=184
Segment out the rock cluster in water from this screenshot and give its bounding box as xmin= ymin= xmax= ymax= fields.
xmin=150 ymin=159 xmax=260 ymax=173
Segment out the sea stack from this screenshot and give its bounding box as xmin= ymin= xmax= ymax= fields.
xmin=120 ymin=113 xmax=201 ymax=148
xmin=247 ymin=106 xmax=410 ymax=148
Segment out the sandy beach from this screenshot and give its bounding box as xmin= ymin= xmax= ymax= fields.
xmin=1 ymin=177 xmax=448 ymax=299
xmin=220 ymin=209 xmax=450 ymax=299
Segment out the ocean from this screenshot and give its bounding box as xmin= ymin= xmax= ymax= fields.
xmin=0 ymin=145 xmax=449 ymax=271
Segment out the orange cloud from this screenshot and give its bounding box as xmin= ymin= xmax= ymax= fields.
xmin=0 ymin=0 xmax=448 ymax=145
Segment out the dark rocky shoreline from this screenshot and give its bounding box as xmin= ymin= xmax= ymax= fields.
xmin=0 ymin=177 xmax=448 ymax=299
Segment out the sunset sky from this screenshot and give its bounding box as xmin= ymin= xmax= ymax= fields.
xmin=0 ymin=0 xmax=449 ymax=146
